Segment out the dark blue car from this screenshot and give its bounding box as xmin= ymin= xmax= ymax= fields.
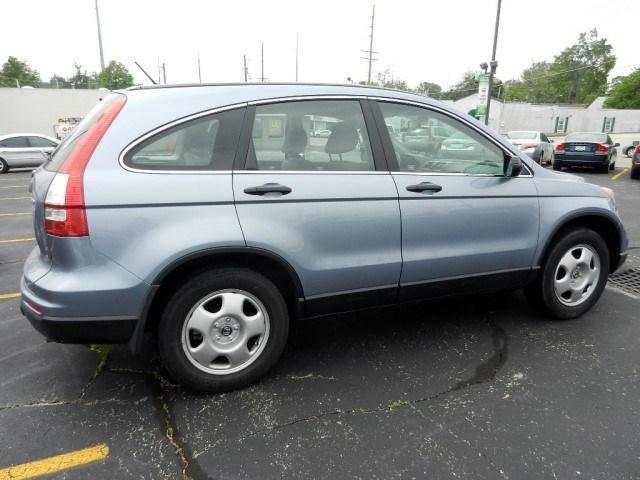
xmin=553 ymin=132 xmax=619 ymax=173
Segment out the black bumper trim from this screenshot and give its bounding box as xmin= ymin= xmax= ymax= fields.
xmin=21 ymin=304 xmax=137 ymax=344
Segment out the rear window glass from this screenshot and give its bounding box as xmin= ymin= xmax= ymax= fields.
xmin=507 ymin=131 xmax=537 ymax=140
xmin=565 ymin=133 xmax=607 ymax=143
xmin=45 ymin=93 xmax=124 ymax=172
xmin=124 ymin=108 xmax=245 ymax=171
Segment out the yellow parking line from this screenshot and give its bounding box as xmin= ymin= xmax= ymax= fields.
xmin=0 ymin=237 xmax=36 ymax=244
xmin=611 ymin=168 xmax=628 ymax=180
xmin=0 ymin=212 xmax=31 ymax=217
xmin=0 ymin=443 xmax=109 ymax=480
xmin=0 ymin=293 xmax=21 ymax=301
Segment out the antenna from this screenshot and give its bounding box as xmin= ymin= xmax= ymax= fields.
xmin=261 ymin=42 xmax=265 ymax=82
xmin=295 ymin=33 xmax=299 ymax=82
xmin=134 ymin=61 xmax=157 ymax=85
xmin=243 ymin=55 xmax=249 ymax=82
xmin=197 ymin=52 xmax=202 ymax=83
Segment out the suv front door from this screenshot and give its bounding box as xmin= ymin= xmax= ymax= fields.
xmin=372 ymin=100 xmax=540 ymax=301
xmin=233 ymin=99 xmax=402 ymax=316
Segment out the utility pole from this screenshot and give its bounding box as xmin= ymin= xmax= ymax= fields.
xmin=243 ymin=55 xmax=248 ymax=82
xmin=197 ymin=52 xmax=202 ymax=83
xmin=361 ymin=5 xmax=378 ymax=85
xmin=485 ymin=0 xmax=502 ymax=126
xmin=295 ymin=33 xmax=299 ymax=82
xmin=161 ymin=62 xmax=167 ymax=84
xmin=261 ymin=42 xmax=265 ymax=82
xmin=94 ymin=0 xmax=105 ymax=71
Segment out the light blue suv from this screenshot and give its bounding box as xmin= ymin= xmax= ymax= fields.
xmin=21 ymin=84 xmax=628 ymax=392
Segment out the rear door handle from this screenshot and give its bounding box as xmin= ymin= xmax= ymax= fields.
xmin=406 ymin=182 xmax=442 ymax=193
xmin=244 ymin=183 xmax=292 ymax=195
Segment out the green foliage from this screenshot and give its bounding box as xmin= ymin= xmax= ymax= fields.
xmin=97 ymin=61 xmax=134 ymax=90
xmin=415 ymin=81 xmax=443 ymax=97
xmin=505 ymin=29 xmax=615 ymax=104
xmin=442 ymin=71 xmax=477 ymax=101
xmin=0 ymin=56 xmax=41 ymax=87
xmin=603 ymin=68 xmax=640 ymax=109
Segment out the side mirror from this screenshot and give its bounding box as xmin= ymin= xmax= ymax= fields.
xmin=504 ymin=155 xmax=522 ymax=177
xmin=614 ymin=142 xmax=620 ymax=147
xmin=549 ymin=139 xmax=554 ymax=143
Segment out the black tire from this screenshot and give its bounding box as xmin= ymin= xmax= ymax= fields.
xmin=625 ymin=147 xmax=635 ymax=158
xmin=631 ymin=167 xmax=640 ymax=180
xmin=0 ymin=158 xmax=8 ymax=174
xmin=599 ymin=163 xmax=609 ymax=173
xmin=552 ymin=161 xmax=562 ymax=171
xmin=609 ymin=161 xmax=615 ymax=171
xmin=524 ymin=228 xmax=609 ymax=320
xmin=158 ymin=268 xmax=290 ymax=393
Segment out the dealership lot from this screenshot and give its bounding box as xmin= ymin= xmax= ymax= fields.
xmin=1 ymin=165 xmax=639 ymax=479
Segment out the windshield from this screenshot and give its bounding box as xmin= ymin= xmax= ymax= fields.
xmin=507 ymin=131 xmax=537 ymax=140
xmin=565 ymin=132 xmax=607 ymax=143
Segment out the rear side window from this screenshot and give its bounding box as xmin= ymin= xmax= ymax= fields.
xmin=46 ymin=93 xmax=125 ymax=172
xmin=124 ymin=108 xmax=245 ymax=171
xmin=28 ymin=136 xmax=57 ymax=148
xmin=0 ymin=136 xmax=28 ymax=148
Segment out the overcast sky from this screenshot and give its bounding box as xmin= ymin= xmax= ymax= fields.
xmin=1 ymin=0 xmax=638 ymax=90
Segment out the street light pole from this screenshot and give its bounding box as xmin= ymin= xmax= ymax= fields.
xmin=485 ymin=0 xmax=502 ymax=126
xmin=94 ymin=0 xmax=105 ymax=71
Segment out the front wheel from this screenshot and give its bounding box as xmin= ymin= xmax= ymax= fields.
xmin=158 ymin=268 xmax=290 ymax=392
xmin=0 ymin=158 xmax=8 ymax=174
xmin=525 ymin=228 xmax=609 ymax=319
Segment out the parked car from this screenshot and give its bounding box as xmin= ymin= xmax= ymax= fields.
xmin=311 ymin=129 xmax=331 ymax=138
xmin=21 ymin=84 xmax=628 ymax=392
xmin=0 ymin=133 xmax=59 ymax=173
xmin=553 ymin=132 xmax=618 ymax=173
xmin=622 ymin=140 xmax=639 ymax=158
xmin=631 ymin=145 xmax=640 ymax=180
xmin=505 ymin=130 xmax=554 ymax=165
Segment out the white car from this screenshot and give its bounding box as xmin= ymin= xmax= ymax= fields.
xmin=0 ymin=133 xmax=59 ymax=173
xmin=505 ymin=131 xmax=554 ymax=165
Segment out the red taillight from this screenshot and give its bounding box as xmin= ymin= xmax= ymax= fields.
xmin=595 ymin=143 xmax=609 ymax=153
xmin=635 ymin=145 xmax=640 ymax=154
xmin=45 ymin=95 xmax=126 ymax=237
xmin=555 ymin=143 xmax=566 ymax=152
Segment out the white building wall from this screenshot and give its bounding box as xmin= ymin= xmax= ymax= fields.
xmin=0 ymin=88 xmax=106 ymax=137
xmin=451 ymin=94 xmax=640 ymax=135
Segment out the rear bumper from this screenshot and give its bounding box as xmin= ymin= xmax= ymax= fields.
xmin=554 ymin=154 xmax=609 ymax=166
xmin=21 ymin=299 xmax=137 ymax=343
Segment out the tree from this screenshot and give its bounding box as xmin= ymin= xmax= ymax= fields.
xmin=48 ymin=74 xmax=72 ymax=89
xmin=68 ymin=63 xmax=98 ymax=89
xmin=604 ymin=68 xmax=640 ymax=109
xmin=504 ymin=29 xmax=615 ymax=104
xmin=441 ymin=72 xmax=477 ymax=101
xmin=0 ymin=56 xmax=41 ymax=87
xmin=415 ymin=82 xmax=442 ymax=97
xmin=97 ymin=61 xmax=134 ymax=90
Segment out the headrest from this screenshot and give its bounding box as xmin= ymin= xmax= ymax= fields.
xmin=325 ymin=122 xmax=358 ymax=154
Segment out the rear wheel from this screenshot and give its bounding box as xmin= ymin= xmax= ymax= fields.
xmin=552 ymin=161 xmax=562 ymax=171
xmin=525 ymin=228 xmax=609 ymax=319
xmin=631 ymin=167 xmax=640 ymax=180
xmin=158 ymin=268 xmax=290 ymax=392
xmin=625 ymin=146 xmax=635 ymax=158
xmin=0 ymin=158 xmax=8 ymax=174
xmin=609 ymin=161 xmax=616 ymax=171
xmin=599 ymin=163 xmax=609 ymax=173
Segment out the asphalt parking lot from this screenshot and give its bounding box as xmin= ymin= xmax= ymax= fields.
xmin=1 ymin=164 xmax=639 ymax=479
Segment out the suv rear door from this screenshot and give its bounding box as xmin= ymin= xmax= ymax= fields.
xmin=371 ymin=99 xmax=540 ymax=301
xmin=233 ymin=98 xmax=402 ymax=316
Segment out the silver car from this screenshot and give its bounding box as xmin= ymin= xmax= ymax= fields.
xmin=506 ymin=130 xmax=554 ymax=165
xmin=0 ymin=133 xmax=60 ymax=174
xmin=21 ymin=84 xmax=628 ymax=392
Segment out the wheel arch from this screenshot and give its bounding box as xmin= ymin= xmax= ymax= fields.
xmin=130 ymin=247 xmax=305 ymax=353
xmin=536 ymin=211 xmax=624 ymax=276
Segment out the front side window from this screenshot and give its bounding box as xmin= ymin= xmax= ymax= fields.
xmin=124 ymin=108 xmax=245 ymax=171
xmin=378 ymin=102 xmax=504 ymax=175
xmin=0 ymin=136 xmax=28 ymax=148
xmin=248 ymin=100 xmax=374 ymax=172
